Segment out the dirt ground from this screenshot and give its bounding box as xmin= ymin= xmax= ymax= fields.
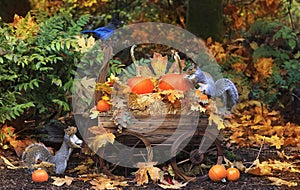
xmin=0 ymin=143 xmax=299 ymax=190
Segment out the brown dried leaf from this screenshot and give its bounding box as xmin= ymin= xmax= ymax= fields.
xmin=0 ymin=156 xmax=18 ymax=169
xmin=68 ymin=164 xmax=89 ymax=174
xmin=150 ymin=52 xmax=168 ymax=77
xmin=135 ymin=162 xmax=161 ymax=186
xmin=209 ymin=113 xmax=225 ymax=130
xmin=268 ymin=177 xmax=298 ymax=187
xmin=253 ymin=58 xmax=273 ymax=82
xmin=158 ymin=179 xmax=188 ymax=189
xmin=87 ymin=126 xmax=115 ymax=151
xmin=89 ymin=175 xmax=128 ymax=189
xmin=51 ymin=176 xmax=74 ymax=186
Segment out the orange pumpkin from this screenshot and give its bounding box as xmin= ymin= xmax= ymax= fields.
xmin=32 ymin=169 xmax=49 ymax=183
xmin=127 ymin=76 xmax=154 ymax=94
xmin=226 ymin=167 xmax=240 ymax=181
xmin=208 ymin=164 xmax=227 ymax=182
xmin=96 ymin=100 xmax=110 ymax=112
xmin=158 ymin=73 xmax=193 ymax=91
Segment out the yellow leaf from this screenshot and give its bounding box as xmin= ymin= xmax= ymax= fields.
xmin=87 ymin=126 xmax=115 ymax=151
xmin=135 ymin=162 xmax=161 ymax=186
xmin=209 ymin=113 xmax=225 ymax=129
xmin=89 ymin=175 xmax=128 ymax=189
xmin=231 ymin=62 xmax=247 ymax=72
xmin=258 ymin=161 xmax=273 ymax=175
xmin=160 ymin=90 xmax=184 ymax=104
xmin=268 ymin=177 xmax=298 ymax=187
xmin=101 ymin=94 xmax=110 ymax=101
xmin=158 ymin=179 xmax=188 ymax=189
xmin=254 ymin=58 xmax=273 ymax=82
xmin=249 ymin=41 xmax=259 ymax=50
xmin=264 ymin=135 xmax=284 ymax=149
xmin=51 ymin=176 xmax=74 ymax=186
xmin=0 ymin=156 xmax=18 ymax=170
xmin=150 ymin=52 xmax=168 ymax=77
xmin=253 ymin=114 xmax=263 ymax=124
xmin=88 ymin=133 xmax=115 ymax=152
xmin=276 ymin=150 xmax=294 ymax=160
xmin=76 ymin=35 xmax=95 ymax=53
xmin=135 ymin=167 xmax=149 ymax=186
xmin=68 ymin=164 xmax=89 ymax=174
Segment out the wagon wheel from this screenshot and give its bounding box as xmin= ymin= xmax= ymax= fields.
xmin=99 ymin=130 xmax=152 ymax=178
xmin=170 ymin=130 xmax=223 ymax=181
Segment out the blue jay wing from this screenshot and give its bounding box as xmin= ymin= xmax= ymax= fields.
xmin=81 ymin=27 xmax=114 ymax=40
xmin=94 ymin=27 xmax=114 ymax=40
xmin=81 ymin=30 xmax=96 ymax=34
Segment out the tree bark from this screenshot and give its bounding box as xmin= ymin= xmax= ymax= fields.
xmin=186 ymin=0 xmax=223 ymax=41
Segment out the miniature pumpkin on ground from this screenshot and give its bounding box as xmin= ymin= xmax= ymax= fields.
xmin=226 ymin=167 xmax=240 ymax=181
xmin=127 ymin=76 xmax=154 ymax=94
xmin=32 ymin=169 xmax=49 ymax=183
xmin=208 ymin=164 xmax=227 ymax=182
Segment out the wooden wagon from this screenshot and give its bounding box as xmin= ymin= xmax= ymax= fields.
xmin=97 ymin=113 xmax=223 ymax=181
xmin=93 ymin=48 xmax=224 ymax=181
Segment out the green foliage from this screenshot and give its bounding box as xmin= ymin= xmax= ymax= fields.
xmin=248 ymin=20 xmax=300 ymax=106
xmin=0 ymin=11 xmax=91 ymax=123
xmin=108 ymin=59 xmax=125 ymax=76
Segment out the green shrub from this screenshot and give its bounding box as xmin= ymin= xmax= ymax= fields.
xmin=0 ymin=11 xmax=90 ymax=123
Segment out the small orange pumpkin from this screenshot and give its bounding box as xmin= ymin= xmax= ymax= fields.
xmin=208 ymin=164 xmax=227 ymax=182
xmin=32 ymin=169 xmax=49 ymax=183
xmin=127 ymin=76 xmax=154 ymax=94
xmin=96 ymin=100 xmax=110 ymax=112
xmin=158 ymin=73 xmax=193 ymax=91
xmin=226 ymin=167 xmax=240 ymax=181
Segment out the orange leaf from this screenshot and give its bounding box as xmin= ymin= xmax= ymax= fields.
xmin=253 ymin=58 xmax=273 ymax=82
xmin=10 ymin=138 xmax=36 ymax=157
xmin=1 ymin=125 xmax=16 ymax=144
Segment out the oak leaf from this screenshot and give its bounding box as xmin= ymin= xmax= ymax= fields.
xmin=253 ymin=58 xmax=273 ymax=82
xmin=209 ymin=113 xmax=225 ymax=130
xmin=135 ymin=162 xmax=161 ymax=186
xmin=51 ymin=176 xmax=74 ymax=186
xmin=87 ymin=126 xmax=115 ymax=151
xmin=68 ymin=164 xmax=89 ymax=174
xmin=158 ymin=179 xmax=188 ymax=189
xmin=268 ymin=177 xmax=298 ymax=187
xmin=264 ymin=135 xmax=284 ymax=149
xmin=0 ymin=156 xmax=18 ymax=170
xmin=75 ymin=36 xmax=95 ymax=53
xmin=150 ymin=52 xmax=168 ymax=77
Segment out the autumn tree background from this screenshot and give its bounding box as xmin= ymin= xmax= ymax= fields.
xmin=0 ymin=0 xmax=299 ymax=188
xmin=1 ymin=0 xmax=299 ymax=126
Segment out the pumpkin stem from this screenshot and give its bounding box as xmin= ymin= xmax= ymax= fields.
xmin=130 ymin=45 xmax=141 ymax=76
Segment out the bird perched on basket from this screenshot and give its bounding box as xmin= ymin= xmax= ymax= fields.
xmin=185 ymin=64 xmax=239 ymax=110
xmin=81 ymin=13 xmax=123 ymax=40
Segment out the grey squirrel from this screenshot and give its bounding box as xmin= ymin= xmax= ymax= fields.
xmin=22 ymin=126 xmax=82 ymax=174
xmin=185 ymin=64 xmax=239 ymax=109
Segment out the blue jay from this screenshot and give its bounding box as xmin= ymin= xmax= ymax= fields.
xmin=81 ymin=14 xmax=123 ymax=40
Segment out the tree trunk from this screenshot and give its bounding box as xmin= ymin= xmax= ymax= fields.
xmin=0 ymin=0 xmax=31 ymax=22
xmin=186 ymin=0 xmax=223 ymax=41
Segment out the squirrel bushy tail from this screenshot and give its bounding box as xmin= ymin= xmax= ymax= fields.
xmin=215 ymin=78 xmax=239 ymax=106
xmin=22 ymin=126 xmax=82 ymax=174
xmin=22 ymin=143 xmax=52 ymax=167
